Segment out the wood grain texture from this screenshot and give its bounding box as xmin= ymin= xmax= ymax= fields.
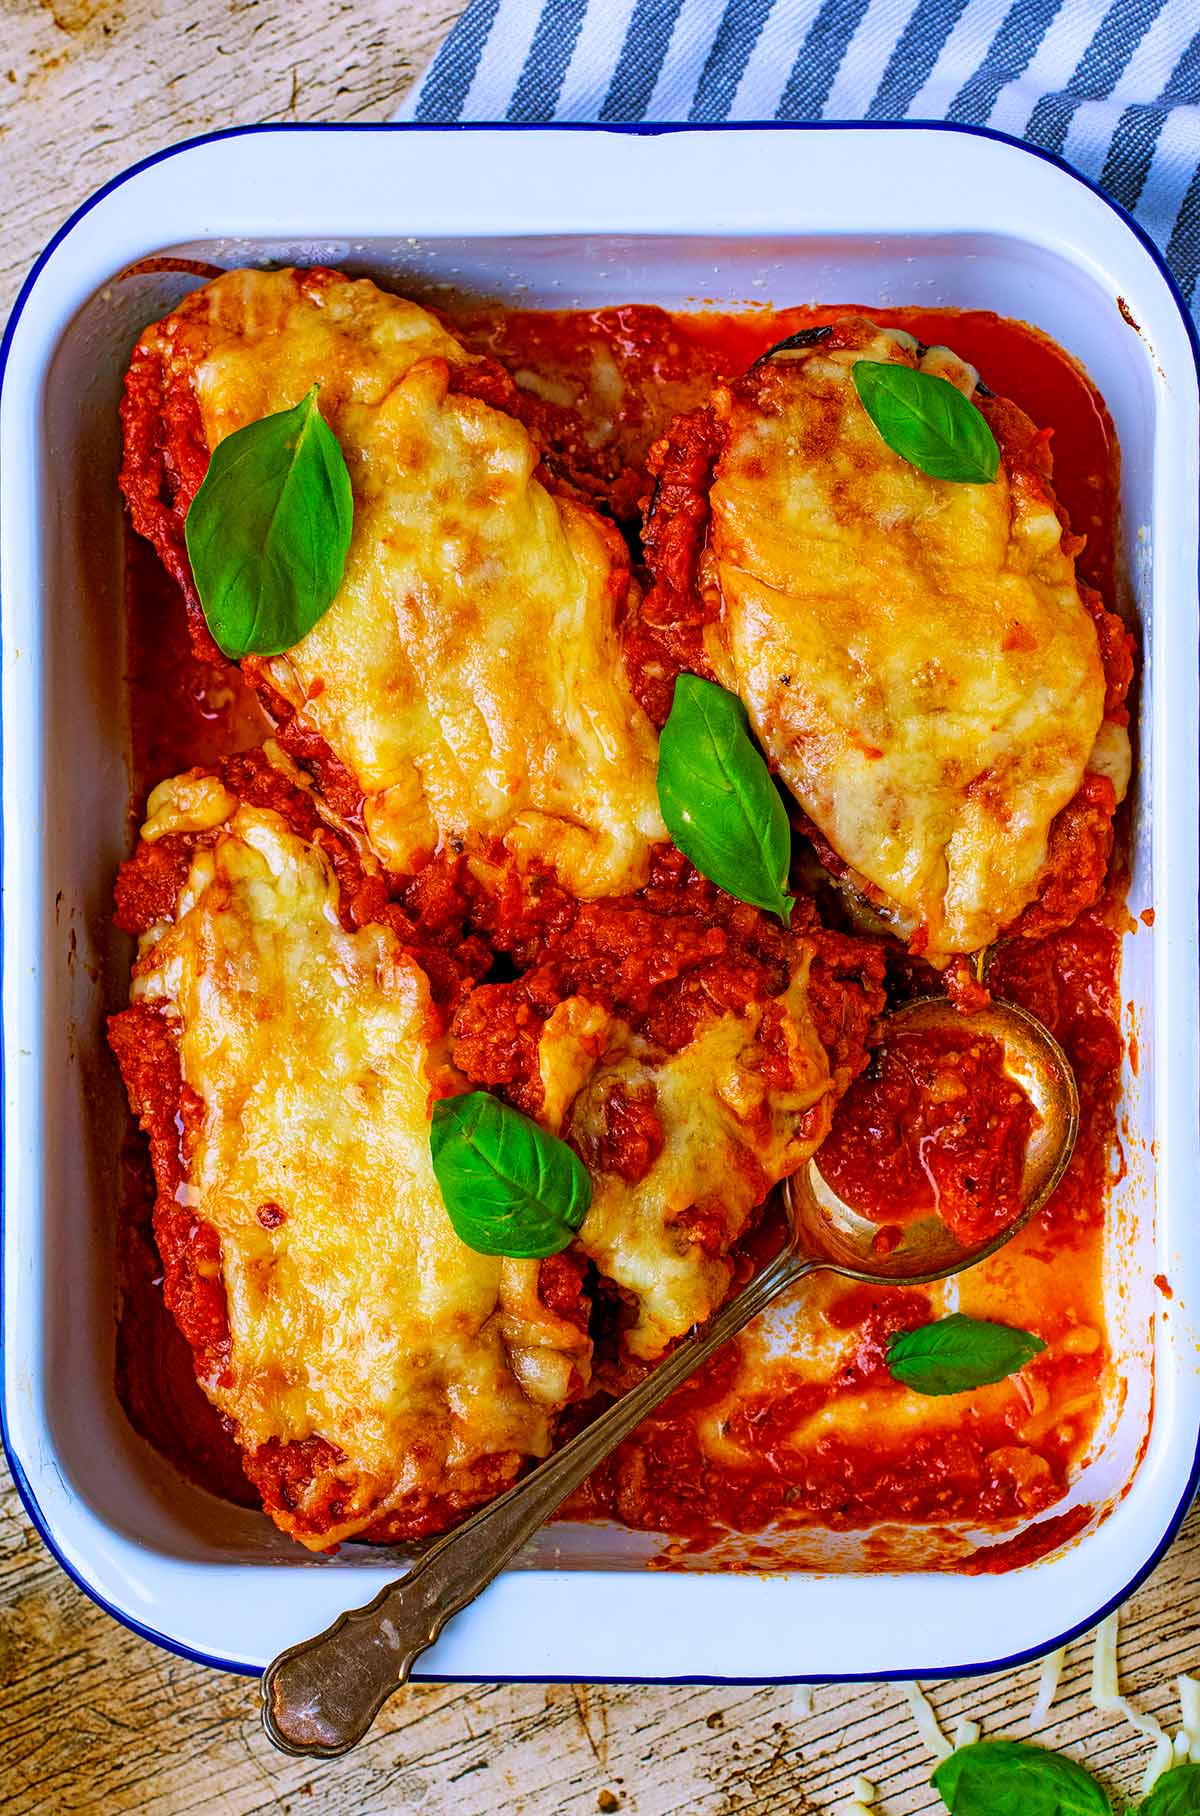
xmin=4 ymin=1464 xmax=1200 ymax=1814
xmin=2 ymin=4 xmax=1198 ymax=1811
xmin=0 ymin=0 xmax=467 ymax=315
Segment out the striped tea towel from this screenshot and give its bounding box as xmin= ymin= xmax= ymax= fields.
xmin=397 ymin=0 xmax=1200 ymax=321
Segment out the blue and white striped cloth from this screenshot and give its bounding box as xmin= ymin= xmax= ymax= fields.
xmin=398 ymin=0 xmax=1200 ymax=319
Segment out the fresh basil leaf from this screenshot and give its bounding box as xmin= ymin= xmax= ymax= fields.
xmin=852 ymin=359 xmax=1000 ymax=484
xmin=1141 ymin=1764 xmax=1200 ymax=1813
xmin=430 ymin=1091 xmax=592 ymax=1259
xmin=934 ymin=1741 xmax=1111 ymax=1816
xmin=185 ymin=384 xmax=353 ymax=659
xmin=657 ymin=675 xmax=794 ymax=924
xmin=888 ymin=1313 xmax=1046 ymax=1396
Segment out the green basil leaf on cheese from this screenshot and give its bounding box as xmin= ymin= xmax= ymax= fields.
xmin=430 ymin=1091 xmax=592 ymax=1259
xmin=933 ymin=1740 xmax=1112 ymax=1816
xmin=657 ymin=675 xmax=795 ymax=925
xmin=185 ymin=384 xmax=353 ymax=658
xmin=888 ymin=1313 xmax=1046 ymax=1396
xmin=852 ymin=359 xmax=1000 ymax=484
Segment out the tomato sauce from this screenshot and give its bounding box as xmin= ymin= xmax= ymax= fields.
xmin=567 ymin=886 xmax=1121 ymax=1544
xmin=816 ymin=1026 xmax=1035 ymax=1245
xmin=116 ymin=298 xmax=1127 ymax=1564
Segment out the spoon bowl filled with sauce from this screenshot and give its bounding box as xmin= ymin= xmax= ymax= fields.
xmin=803 ymin=995 xmax=1079 ymax=1282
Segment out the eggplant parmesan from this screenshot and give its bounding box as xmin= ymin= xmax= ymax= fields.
xmin=109 ymin=750 xmax=590 ymax=1548
xmin=110 ymin=750 xmax=880 ymax=1539
xmin=112 ymin=282 xmax=1132 ymax=1564
xmin=451 ymin=848 xmax=884 ymax=1360
xmin=638 ymin=314 xmax=1133 ymax=962
xmin=121 ymin=267 xmax=665 ymax=900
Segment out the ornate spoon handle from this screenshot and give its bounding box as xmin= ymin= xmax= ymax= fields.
xmin=262 ymin=1245 xmax=811 ymax=1756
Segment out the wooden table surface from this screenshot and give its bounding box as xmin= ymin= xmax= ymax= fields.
xmin=2 ymin=4 xmax=1197 ymax=1810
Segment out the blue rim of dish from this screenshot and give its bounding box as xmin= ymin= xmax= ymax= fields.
xmin=1 ymin=117 xmax=1198 ymax=1687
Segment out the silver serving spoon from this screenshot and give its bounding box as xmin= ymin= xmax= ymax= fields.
xmin=261 ymin=994 xmax=1077 ymax=1758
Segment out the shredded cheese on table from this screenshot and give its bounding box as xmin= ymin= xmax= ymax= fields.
xmin=889 ymin=1620 xmax=1199 ymax=1804
xmin=903 ymin=1682 xmax=954 ymax=1761
xmin=841 ymin=1776 xmax=878 ymax=1815
xmin=1026 ymin=1645 xmax=1066 ymax=1732
xmin=1144 ymin=1732 xmax=1177 ymax=1793
xmin=1090 ymin=1611 xmax=1171 ymax=1795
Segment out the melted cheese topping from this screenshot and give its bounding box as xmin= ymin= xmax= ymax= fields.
xmin=540 ymin=962 xmax=833 ymax=1359
xmin=706 ymin=325 xmax=1112 ymax=958
xmin=157 ymin=268 xmax=663 ymax=897
xmin=131 ymin=772 xmax=587 ymax=1548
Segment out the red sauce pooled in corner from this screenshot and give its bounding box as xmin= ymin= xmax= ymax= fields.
xmin=117 ymin=301 xmax=1127 ymax=1565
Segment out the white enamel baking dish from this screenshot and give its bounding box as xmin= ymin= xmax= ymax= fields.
xmin=2 ymin=124 xmax=1198 ymax=1684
